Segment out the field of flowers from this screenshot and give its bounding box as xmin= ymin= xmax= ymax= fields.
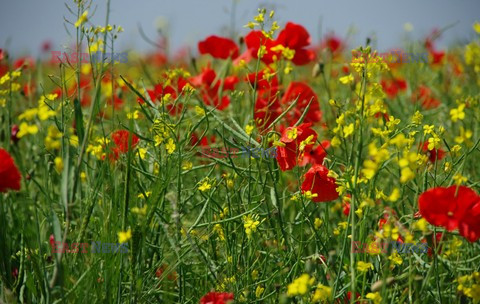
xmin=1 ymin=2 xmax=480 ymax=303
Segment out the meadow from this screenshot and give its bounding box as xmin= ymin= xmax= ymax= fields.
xmin=1 ymin=2 xmax=480 ymax=303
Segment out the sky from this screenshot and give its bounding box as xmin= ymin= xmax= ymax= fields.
xmin=0 ymin=0 xmax=479 ymax=57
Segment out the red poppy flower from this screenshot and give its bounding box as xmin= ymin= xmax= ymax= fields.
xmin=342 ymin=201 xmax=350 ymax=216
xmin=342 ymin=291 xmax=361 ymax=304
xmin=429 ymin=49 xmax=445 ymax=66
xmin=299 ymin=140 xmax=330 ymax=166
xmin=419 ymin=186 xmax=480 ymax=234
xmin=275 ymin=22 xmax=315 ymax=65
xmin=321 ymin=34 xmax=343 ymax=54
xmin=248 ymin=69 xmax=282 ymax=131
xmin=411 ymin=85 xmax=441 ymax=109
xmin=137 ymin=78 xmax=187 ymax=114
xmin=245 ymin=22 xmax=315 ymax=66
xmin=191 ymin=134 xmax=216 ymax=147
xmin=244 ymin=30 xmax=277 ymax=65
xmin=380 ymin=78 xmax=407 ymax=99
xmin=421 ymin=142 xmax=445 ymax=163
xmin=301 ymin=164 xmax=339 ymax=202
xmin=189 ymin=67 xmax=238 ymax=110
xmin=13 ymin=56 xmax=35 ymax=70
xmin=458 ymin=201 xmax=480 ymax=242
xmin=200 ymin=291 xmax=234 ymax=304
xmin=198 ymin=35 xmax=239 ymax=59
xmin=280 ymin=82 xmax=322 ymax=125
xmin=276 ymin=123 xmax=317 ymax=171
xmin=0 ymin=148 xmax=22 ymax=192
xmin=111 ymin=130 xmax=139 ymax=153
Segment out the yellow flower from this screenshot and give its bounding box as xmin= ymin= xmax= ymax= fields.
xmin=284 ymin=62 xmax=293 ymax=74
xmin=455 ymin=127 xmax=473 ymax=144
xmin=131 ymin=205 xmax=148 ymax=216
xmin=137 ymin=148 xmax=147 ymax=159
xmin=137 ymin=192 xmax=151 ymax=199
xmin=414 ymin=218 xmax=429 ymax=233
xmin=427 ymin=136 xmax=441 ymax=150
xmin=118 ymin=229 xmax=132 ymax=243
xmin=356 ymin=261 xmax=374 ymax=273
xmin=154 ymin=135 xmax=163 ymax=146
xmin=54 ymin=157 xmax=63 ymax=174
xmin=400 ymin=167 xmax=415 ymax=183
xmin=80 ymin=172 xmax=87 ymax=182
xmin=287 ymin=274 xmax=314 ymax=296
xmin=423 ymin=124 xmax=435 ymax=135
xmin=213 ymin=224 xmax=225 ymax=241
xmin=444 ymin=237 xmax=463 ymax=257
xmin=314 ymin=218 xmax=323 ymax=229
xmin=18 ymin=108 xmax=38 ymax=121
xmin=343 ymin=123 xmax=354 ymax=138
xmin=127 ymin=110 xmax=140 ymax=120
xmin=37 ymin=102 xmax=56 ymax=121
xmin=339 ymin=74 xmax=354 ymax=84
xmin=450 ymin=104 xmax=465 ymax=122
xmin=70 ymin=135 xmax=79 ymax=147
xmin=304 ymin=190 xmax=318 ymax=200
xmin=254 ymin=12 xmax=264 ymax=23
xmin=182 ymin=161 xmax=193 ymax=171
xmin=387 ymin=188 xmax=400 ymax=202
xmin=473 ymin=22 xmax=480 ymax=34
xmin=299 ymin=135 xmax=315 ymax=151
xmin=257 ymin=45 xmax=267 ymax=58
xmin=17 ymin=122 xmax=38 ymax=138
xmin=198 ymin=180 xmax=212 ymax=192
xmin=311 ymin=284 xmax=331 ymax=302
xmin=245 ymin=125 xmax=254 ymax=136
xmin=74 ymin=10 xmax=89 ymax=28
xmin=165 ymin=138 xmax=175 ymax=154
xmin=243 ymin=214 xmax=261 ymax=239
xmin=366 ymin=292 xmax=382 ymax=304
xmin=244 ymin=21 xmax=258 ymax=29
xmin=412 ymin=111 xmax=423 ymax=125
xmin=219 ymin=207 xmax=229 ymax=219
xmin=255 ymin=285 xmax=265 ymax=298
xmin=453 ymin=173 xmax=468 ymax=185
xmin=389 ymin=251 xmax=403 ymax=266
xmin=331 ymin=136 xmax=341 ymax=147
xmin=270 ymin=45 xmax=296 ymax=60
xmin=286 ymin=127 xmax=298 ymax=140
xmin=195 ymin=105 xmax=205 ymax=116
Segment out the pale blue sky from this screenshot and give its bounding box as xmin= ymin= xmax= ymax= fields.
xmin=0 ymin=0 xmax=478 ymax=57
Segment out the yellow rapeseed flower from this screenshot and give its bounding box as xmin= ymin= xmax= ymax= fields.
xmin=17 ymin=122 xmax=38 ymax=138
xmin=131 ymin=205 xmax=148 ymax=216
xmin=311 ymin=284 xmax=331 ymax=302
xmin=198 ymin=179 xmax=212 ymax=192
xmin=366 ymin=292 xmax=382 ymax=304
xmin=245 ymin=125 xmax=254 ymax=136
xmin=118 ymin=229 xmax=132 ymax=243
xmin=74 ymin=11 xmax=89 ymax=28
xmin=166 ymin=138 xmax=176 ymax=154
xmin=54 ymin=157 xmax=63 ymax=174
xmin=356 ymin=261 xmax=374 ymax=273
xmin=287 ymin=274 xmax=314 ymax=296
xmin=243 ymin=214 xmax=261 ymax=239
